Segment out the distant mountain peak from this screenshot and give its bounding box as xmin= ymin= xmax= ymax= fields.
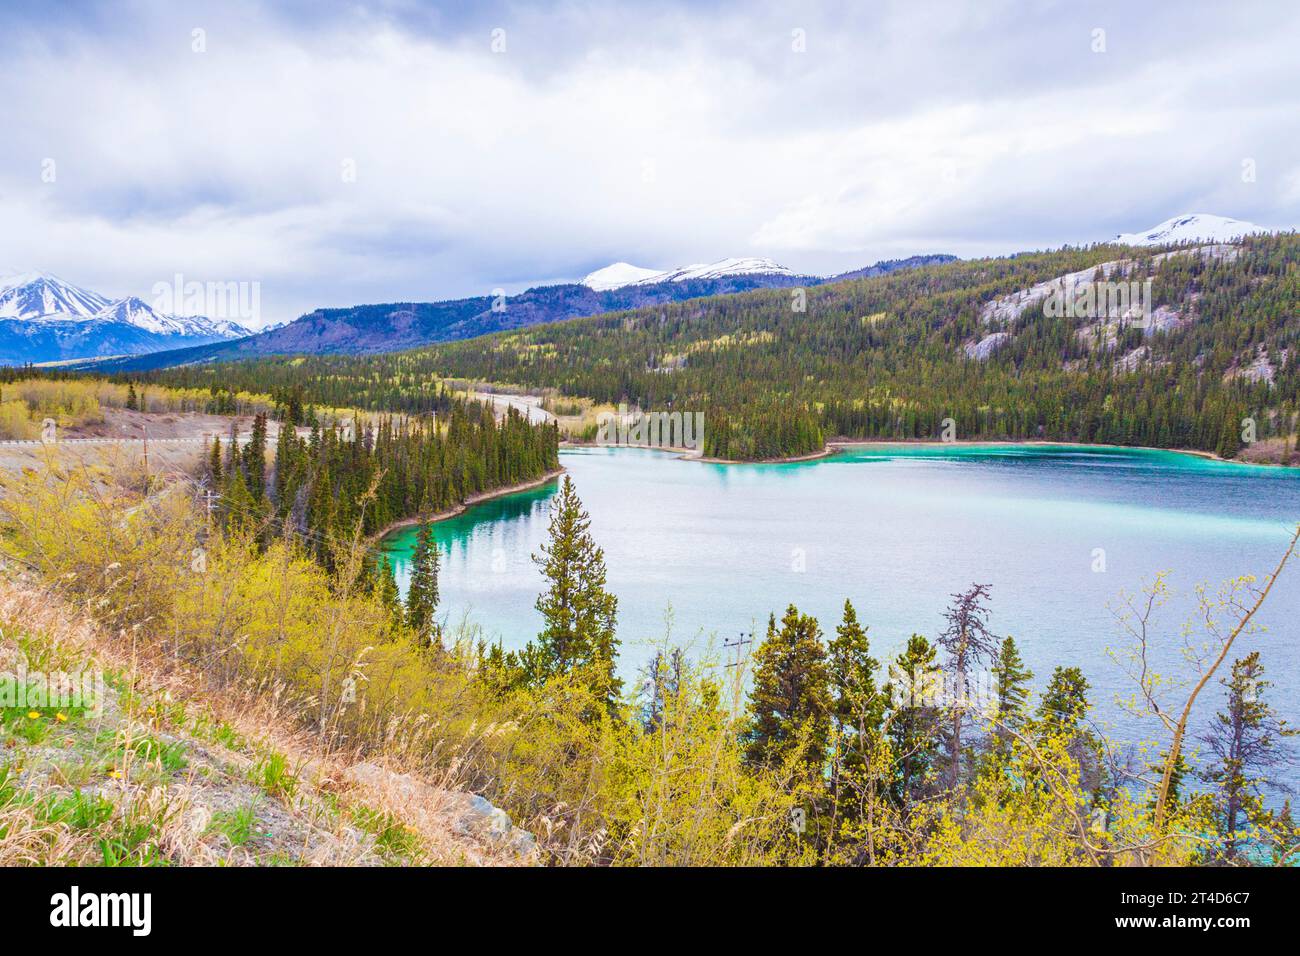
xmin=0 ymin=271 xmax=253 ymax=365
xmin=582 ymin=262 xmax=667 ymax=291
xmin=0 ymin=271 xmax=110 ymax=321
xmin=1114 ymin=213 xmax=1269 ymax=246
xmin=582 ymin=256 xmax=795 ymax=291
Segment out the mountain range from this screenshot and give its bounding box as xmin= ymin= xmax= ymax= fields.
xmin=0 ymin=272 xmax=254 ymax=365
xmin=17 ymin=213 xmax=1279 ymax=370
xmin=63 ymin=253 xmax=957 ymax=371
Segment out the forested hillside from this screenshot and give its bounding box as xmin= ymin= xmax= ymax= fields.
xmin=132 ymin=235 xmax=1298 ymax=461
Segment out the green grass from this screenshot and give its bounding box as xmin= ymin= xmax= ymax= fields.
xmin=98 ymin=805 xmax=170 ymax=866
xmin=39 ymin=789 xmax=114 ymax=829
xmin=120 ymin=734 xmax=189 ymax=773
xmin=251 ymin=752 xmax=299 ymax=802
xmin=207 ymin=803 xmax=260 ymax=848
xmin=351 ymin=805 xmax=423 ymax=862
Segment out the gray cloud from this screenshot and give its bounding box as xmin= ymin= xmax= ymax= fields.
xmin=0 ymin=0 xmax=1296 ymax=326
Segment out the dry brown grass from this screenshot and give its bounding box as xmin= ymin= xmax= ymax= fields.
xmin=0 ymin=576 xmax=532 ymax=866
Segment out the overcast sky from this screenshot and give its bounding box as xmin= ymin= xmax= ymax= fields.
xmin=1 ymin=0 xmax=1298 ymax=327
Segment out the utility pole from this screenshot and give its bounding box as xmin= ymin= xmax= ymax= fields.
xmin=724 ymin=631 xmax=753 ymax=670
xmin=139 ymin=425 xmax=149 ymax=492
xmin=723 ymin=630 xmax=754 ymax=716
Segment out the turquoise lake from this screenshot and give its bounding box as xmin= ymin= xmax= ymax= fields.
xmin=382 ymin=443 xmax=1300 ymax=747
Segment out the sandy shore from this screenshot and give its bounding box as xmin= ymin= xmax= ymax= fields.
xmin=371 ymin=467 xmax=565 ymax=544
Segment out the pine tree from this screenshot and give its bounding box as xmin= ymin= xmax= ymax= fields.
xmin=1036 ymin=665 xmax=1104 ymax=795
xmin=526 ymin=476 xmax=620 ymax=711
xmin=243 ymin=412 xmax=268 ymax=501
xmin=208 ymin=435 xmax=223 ymax=486
xmin=826 ymin=599 xmax=884 ymax=841
xmin=372 ymin=555 xmax=402 ymax=624
xmin=222 ymin=466 xmax=257 ymax=533
xmin=404 ymin=523 xmax=441 ymax=646
xmin=1037 ymin=666 xmax=1090 ymax=733
xmin=828 ymin=601 xmax=883 ymax=771
xmin=888 ymin=634 xmax=942 ymax=806
xmin=1199 ymin=652 xmax=1297 ymax=862
xmin=991 ymin=636 xmax=1032 ymax=738
xmin=743 ymin=604 xmax=832 ymax=777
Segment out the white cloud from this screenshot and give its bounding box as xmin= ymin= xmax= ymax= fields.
xmin=0 ymin=0 xmax=1297 ymax=326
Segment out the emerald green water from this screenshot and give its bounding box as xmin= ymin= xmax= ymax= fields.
xmin=382 ymin=443 xmax=1300 ymax=752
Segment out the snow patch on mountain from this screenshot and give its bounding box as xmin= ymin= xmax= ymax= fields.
xmin=1114 ymin=213 xmax=1269 ymax=246
xmin=582 ymin=262 xmax=667 ymax=291
xmin=582 ymin=256 xmax=795 ymax=290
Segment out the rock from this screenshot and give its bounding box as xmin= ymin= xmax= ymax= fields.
xmin=343 ymin=761 xmax=537 ymax=862
xmin=963 ymin=332 xmax=1011 ymax=361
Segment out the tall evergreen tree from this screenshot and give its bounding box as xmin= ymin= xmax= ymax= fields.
xmin=888 ymin=634 xmax=942 ymax=806
xmin=991 ymin=636 xmax=1033 ymax=739
xmin=405 ymin=523 xmax=441 ymax=646
xmin=1199 ymin=652 xmax=1297 ymax=862
xmin=743 ymin=604 xmax=832 ymax=777
xmin=372 ymin=555 xmax=402 ymax=624
xmin=208 ymin=435 xmax=223 ymax=486
xmin=525 ymin=476 xmax=620 ymax=710
xmin=828 ymin=602 xmax=883 ymax=773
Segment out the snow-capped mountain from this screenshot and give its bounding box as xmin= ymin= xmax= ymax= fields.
xmin=0 ymin=272 xmax=110 ymax=320
xmin=583 ymin=256 xmax=795 ymax=291
xmin=582 ymin=262 xmax=668 ymax=291
xmin=1114 ymin=213 xmax=1269 ymax=246
xmin=0 ymin=272 xmax=254 ymax=365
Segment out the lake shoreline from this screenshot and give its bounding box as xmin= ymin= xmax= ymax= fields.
xmin=536 ymin=438 xmax=1291 ymax=472
xmin=373 ymin=467 xmax=566 ymax=544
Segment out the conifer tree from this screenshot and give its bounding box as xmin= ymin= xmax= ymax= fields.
xmin=222 ymin=465 xmax=257 ymax=533
xmin=208 ymin=435 xmax=223 ymax=486
xmin=243 ymin=412 xmax=268 ymax=501
xmin=991 ymin=636 xmax=1033 ymax=739
xmin=1199 ymin=652 xmax=1297 ymax=862
xmin=405 ymin=523 xmax=441 ymax=646
xmin=828 ymin=601 xmax=883 ymax=772
xmin=888 ymin=634 xmax=942 ymax=806
xmin=743 ymin=604 xmax=832 ymax=777
xmin=525 ymin=476 xmax=620 ymax=710
xmin=372 ymin=555 xmax=402 ymax=623
xmin=1037 ymin=666 xmax=1090 ymax=733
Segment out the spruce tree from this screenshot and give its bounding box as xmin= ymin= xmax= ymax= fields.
xmin=372 ymin=556 xmax=402 ymax=624
xmin=743 ymin=604 xmax=832 ymax=777
xmin=1199 ymin=652 xmax=1296 ymax=862
xmin=526 ymin=476 xmax=620 ymax=710
xmin=888 ymin=634 xmax=942 ymax=806
xmin=208 ymin=435 xmax=223 ymax=486
xmin=991 ymin=636 xmax=1033 ymax=737
xmin=828 ymin=601 xmax=883 ymax=769
xmin=405 ymin=523 xmax=441 ymax=646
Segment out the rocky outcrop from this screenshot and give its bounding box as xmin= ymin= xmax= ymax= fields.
xmin=344 ymin=762 xmax=538 ymax=863
xmin=963 ymin=332 xmax=1011 ymax=361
